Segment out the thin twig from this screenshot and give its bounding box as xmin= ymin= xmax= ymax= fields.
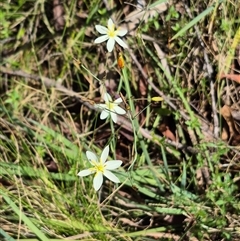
xmin=0 ymin=66 xmax=198 ymax=154
xmin=153 ymin=42 xmax=172 ymax=85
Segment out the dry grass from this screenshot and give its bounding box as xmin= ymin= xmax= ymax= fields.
xmin=1 ymin=0 xmax=240 ymax=240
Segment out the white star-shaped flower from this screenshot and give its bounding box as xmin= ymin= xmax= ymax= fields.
xmin=95 ymin=93 xmax=126 ymax=123
xmin=94 ymin=18 xmax=128 ymax=52
xmin=77 ymin=145 xmax=122 ymax=191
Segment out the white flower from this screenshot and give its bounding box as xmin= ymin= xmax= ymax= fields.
xmin=94 ymin=18 xmax=128 ymax=52
xmin=95 ymin=93 xmax=126 ymax=123
xmin=77 ymin=145 xmax=122 ymax=191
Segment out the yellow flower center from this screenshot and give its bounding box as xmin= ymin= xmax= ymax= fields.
xmin=89 ymin=160 xmax=105 ymax=174
xmin=107 ymin=102 xmax=114 ymax=110
xmin=95 ymin=161 xmax=105 ymax=173
xmin=108 ymin=24 xmax=116 ymax=38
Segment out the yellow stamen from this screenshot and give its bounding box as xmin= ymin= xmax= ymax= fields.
xmin=107 ymin=102 xmax=114 ymax=110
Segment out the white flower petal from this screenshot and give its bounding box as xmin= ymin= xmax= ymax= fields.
xmin=107 ymin=38 xmax=115 ymax=52
xmin=115 ymin=36 xmax=128 ymax=49
xmin=110 ymin=112 xmax=117 ymax=123
xmin=114 ymin=97 xmax=123 ymax=104
xmin=77 ymin=169 xmax=93 ymax=177
xmin=116 ymin=28 xmax=128 ymax=37
xmin=95 ymin=25 xmax=108 ymax=34
xmin=86 ymin=151 xmax=98 ymax=163
xmin=105 ymin=160 xmax=122 ymax=170
xmin=100 ymin=110 xmax=109 ymax=120
xmin=94 ymin=35 xmax=109 ymax=44
xmin=114 ymin=106 xmax=126 ymax=115
xmin=93 ymin=172 xmax=103 ymax=191
xmin=95 ymin=103 xmax=107 ymax=110
xmin=107 ymin=18 xmax=114 ymax=30
xmin=103 ymin=170 xmax=120 ymax=183
xmin=101 ymin=145 xmax=109 ymax=164
xmin=104 ymin=93 xmax=112 ymax=103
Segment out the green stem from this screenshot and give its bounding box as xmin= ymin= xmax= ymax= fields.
xmin=121 ymin=67 xmax=164 ymax=192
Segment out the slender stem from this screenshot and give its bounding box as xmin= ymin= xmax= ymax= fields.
xmin=121 ymin=67 xmax=164 ymax=192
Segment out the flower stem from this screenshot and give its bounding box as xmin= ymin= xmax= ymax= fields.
xmin=121 ymin=65 xmax=164 ymax=192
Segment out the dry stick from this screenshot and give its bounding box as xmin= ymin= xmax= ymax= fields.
xmin=116 ymin=115 xmax=197 ymax=154
xmin=183 ymin=2 xmax=218 ymax=138
xmin=153 ymin=42 xmax=172 ymax=85
xmin=0 ymin=66 xmax=197 ymax=154
xmin=0 ymin=66 xmax=94 ymax=109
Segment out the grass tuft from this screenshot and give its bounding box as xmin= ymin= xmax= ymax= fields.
xmin=1 ymin=0 xmax=240 ymax=240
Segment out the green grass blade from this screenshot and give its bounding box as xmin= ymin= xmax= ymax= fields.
xmin=0 ymin=161 xmax=76 ymax=181
xmin=0 ymin=228 xmax=15 ymax=241
xmin=171 ymin=5 xmax=214 ymax=41
xmin=0 ymin=189 xmax=50 ymax=241
xmin=28 ymin=119 xmax=81 ymax=161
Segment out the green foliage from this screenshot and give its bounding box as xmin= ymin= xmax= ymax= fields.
xmin=5 ymin=88 xmax=22 ymax=113
xmin=1 ymin=0 xmax=240 ymax=240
